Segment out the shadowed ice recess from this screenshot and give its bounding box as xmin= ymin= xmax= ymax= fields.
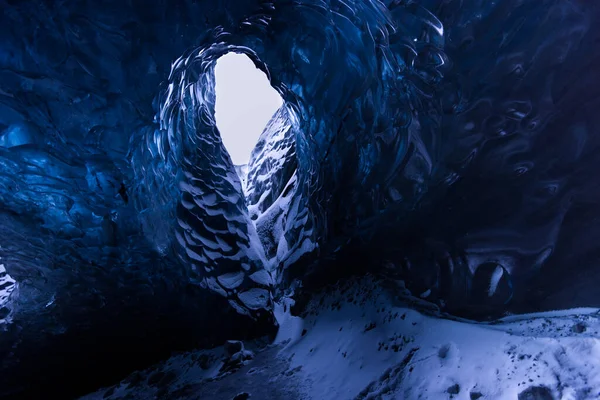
xmin=0 ymin=0 xmax=600 ymax=398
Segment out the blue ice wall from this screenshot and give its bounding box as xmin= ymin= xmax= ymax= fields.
xmin=1 ymin=0 xmax=600 ymax=396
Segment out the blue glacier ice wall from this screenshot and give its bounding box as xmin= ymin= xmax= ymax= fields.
xmin=132 ymin=43 xmax=274 ymax=319
xmin=1 ymin=0 xmax=600 ymax=397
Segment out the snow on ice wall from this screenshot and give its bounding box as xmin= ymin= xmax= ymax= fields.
xmin=0 ymin=262 xmax=16 ymax=325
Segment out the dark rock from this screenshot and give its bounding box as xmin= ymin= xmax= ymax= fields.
xmin=571 ymin=322 xmax=586 ymax=333
xmin=447 ymin=384 xmax=461 ymax=395
xmin=438 ymin=344 xmax=450 ymax=359
xmin=518 ymin=386 xmax=555 ymax=400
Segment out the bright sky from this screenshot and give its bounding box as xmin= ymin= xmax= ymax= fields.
xmin=214 ymin=53 xmax=283 ymax=165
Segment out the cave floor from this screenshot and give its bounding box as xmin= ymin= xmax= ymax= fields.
xmin=82 ymin=277 xmax=600 ymax=400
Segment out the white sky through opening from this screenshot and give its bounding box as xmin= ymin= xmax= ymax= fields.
xmin=214 ymin=53 xmax=283 ymax=166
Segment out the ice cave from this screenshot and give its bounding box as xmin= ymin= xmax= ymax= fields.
xmin=1 ymin=0 xmax=600 ymax=399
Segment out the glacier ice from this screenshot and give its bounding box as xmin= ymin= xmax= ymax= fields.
xmin=0 ymin=0 xmax=600 ymax=397
xmin=0 ymin=262 xmax=16 ymax=323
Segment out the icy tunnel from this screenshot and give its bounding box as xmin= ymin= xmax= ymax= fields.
xmin=1 ymin=0 xmax=600 ymax=398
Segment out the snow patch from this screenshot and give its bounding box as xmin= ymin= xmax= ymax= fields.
xmin=0 ymin=263 xmax=16 ymax=317
xmin=274 ymin=296 xmax=305 ymax=346
xmin=79 ymin=277 xmax=600 ymax=400
xmin=282 ymin=277 xmax=600 ymax=400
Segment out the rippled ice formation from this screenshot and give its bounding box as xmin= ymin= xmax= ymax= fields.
xmin=1 ymin=0 xmax=600 ymax=397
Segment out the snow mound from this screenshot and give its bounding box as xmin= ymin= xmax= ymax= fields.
xmin=81 ymin=277 xmax=600 ymax=400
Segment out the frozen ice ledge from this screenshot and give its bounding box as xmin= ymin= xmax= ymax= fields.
xmin=0 ymin=0 xmax=600 ymax=397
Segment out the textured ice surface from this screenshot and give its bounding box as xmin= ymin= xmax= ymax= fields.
xmin=245 ymin=106 xmax=315 ymax=276
xmin=1 ymin=0 xmax=600 ymax=397
xmin=0 ymin=263 xmax=16 ymax=325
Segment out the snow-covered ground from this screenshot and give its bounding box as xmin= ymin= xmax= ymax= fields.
xmin=81 ymin=276 xmax=600 ymax=400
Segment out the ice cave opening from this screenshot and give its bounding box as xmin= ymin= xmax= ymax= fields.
xmin=2 ymin=0 xmax=600 ymax=398
xmin=214 ymin=52 xmax=283 ymax=171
